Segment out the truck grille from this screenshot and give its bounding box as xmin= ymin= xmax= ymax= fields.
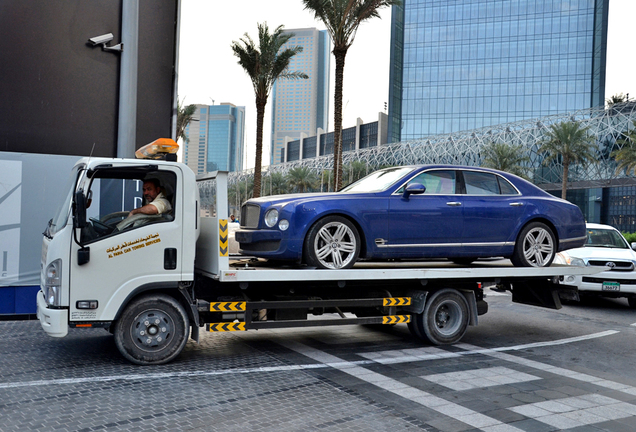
xmin=587 ymin=260 xmax=634 ymax=271
xmin=241 ymin=204 xmax=261 ymax=228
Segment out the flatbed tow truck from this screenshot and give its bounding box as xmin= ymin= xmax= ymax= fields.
xmin=36 ymin=141 xmax=600 ymax=365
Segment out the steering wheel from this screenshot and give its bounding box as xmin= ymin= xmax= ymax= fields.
xmin=115 ymin=214 xmax=163 ymax=232
xmin=89 ymin=217 xmax=112 ymax=235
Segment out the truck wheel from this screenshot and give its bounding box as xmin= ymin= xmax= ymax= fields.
xmin=304 ymin=216 xmax=360 ymax=269
xmin=511 ymin=222 xmax=556 ymax=267
xmin=114 ymin=294 xmax=189 ymax=365
xmin=415 ymin=288 xmax=469 ymax=345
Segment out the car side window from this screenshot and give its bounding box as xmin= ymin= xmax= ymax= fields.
xmin=463 ymin=171 xmax=500 ymax=195
xmin=403 ymin=170 xmax=456 ymax=194
xmin=498 ymin=176 xmax=518 ymax=195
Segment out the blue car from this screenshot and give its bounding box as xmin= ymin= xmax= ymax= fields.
xmin=235 ymin=165 xmax=586 ymax=269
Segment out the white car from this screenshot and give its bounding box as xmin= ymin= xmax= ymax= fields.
xmin=555 ymin=223 xmax=636 ymax=308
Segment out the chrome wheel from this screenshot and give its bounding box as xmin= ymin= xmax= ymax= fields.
xmin=314 ymin=222 xmax=357 ymax=269
xmin=521 ymin=227 xmax=555 ymax=267
xmin=511 ymin=222 xmax=556 ymax=267
xmin=304 ymin=216 xmax=361 ymax=269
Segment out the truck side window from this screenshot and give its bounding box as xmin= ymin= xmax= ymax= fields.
xmin=80 ymin=172 xmax=176 ymax=243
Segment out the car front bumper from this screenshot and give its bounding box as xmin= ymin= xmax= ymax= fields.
xmin=576 ymin=271 xmax=636 ymax=296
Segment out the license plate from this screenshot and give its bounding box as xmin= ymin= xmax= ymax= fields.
xmin=602 ymin=281 xmax=620 ymax=291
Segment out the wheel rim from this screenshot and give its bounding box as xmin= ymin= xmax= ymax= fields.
xmin=129 ymin=309 xmax=174 ymax=353
xmin=313 ymin=221 xmax=357 ymax=269
xmin=522 ymin=227 xmax=554 ymax=267
xmin=433 ymin=300 xmax=463 ymax=336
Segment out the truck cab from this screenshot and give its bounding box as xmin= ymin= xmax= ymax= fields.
xmin=37 ymin=155 xmax=199 ymax=345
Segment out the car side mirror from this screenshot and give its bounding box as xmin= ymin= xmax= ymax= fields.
xmin=631 ymin=242 xmax=636 ymax=251
xmin=73 ymin=189 xmax=88 ymax=229
xmin=403 ymin=182 xmax=426 ymax=199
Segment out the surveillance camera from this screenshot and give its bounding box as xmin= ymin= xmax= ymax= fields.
xmin=88 ymin=33 xmax=114 ymax=46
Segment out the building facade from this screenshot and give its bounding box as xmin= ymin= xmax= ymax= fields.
xmin=183 ymin=103 xmax=245 ymax=175
xmin=283 ymin=113 xmax=389 ymax=163
xmin=270 ymin=28 xmax=330 ymax=165
xmin=388 ymin=0 xmax=609 ymax=142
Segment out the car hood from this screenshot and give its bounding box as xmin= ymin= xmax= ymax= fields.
xmin=564 ymin=246 xmax=636 ymax=262
xmin=246 ymin=192 xmax=370 ymax=208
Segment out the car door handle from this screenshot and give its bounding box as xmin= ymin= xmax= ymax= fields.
xmin=446 ymin=201 xmax=462 ymax=206
xmin=509 ymin=202 xmax=524 ymax=207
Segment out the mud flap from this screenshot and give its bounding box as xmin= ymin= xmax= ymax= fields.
xmin=511 ymin=279 xmax=577 ymax=310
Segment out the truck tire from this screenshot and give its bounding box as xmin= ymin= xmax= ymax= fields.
xmin=414 ymin=288 xmax=469 ymax=345
xmin=114 ymin=294 xmax=189 ymax=365
xmin=510 ymin=222 xmax=556 ymax=267
xmin=304 ymin=216 xmax=360 ymax=269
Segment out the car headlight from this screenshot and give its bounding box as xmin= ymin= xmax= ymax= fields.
xmin=264 ymin=209 xmax=279 ymax=227
xmin=279 ymin=219 xmax=289 ymax=231
xmin=556 ymin=252 xmax=585 ymax=267
xmin=44 ymin=259 xmax=62 ymax=306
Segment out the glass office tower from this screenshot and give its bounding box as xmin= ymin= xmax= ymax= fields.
xmin=388 ymin=0 xmax=609 ymax=142
xmin=183 ymin=103 xmax=245 ymax=175
xmin=270 ymin=28 xmax=330 ymax=165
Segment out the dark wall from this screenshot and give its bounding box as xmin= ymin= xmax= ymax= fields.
xmin=0 ymin=0 xmax=178 ymax=157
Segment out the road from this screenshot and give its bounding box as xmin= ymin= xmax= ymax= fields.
xmin=1 ymin=288 xmax=635 ymax=432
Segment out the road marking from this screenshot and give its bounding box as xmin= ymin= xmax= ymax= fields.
xmin=0 ymin=330 xmax=620 ymax=393
xmin=278 ymin=339 xmax=524 ymax=432
xmin=631 ymin=322 xmax=636 ymax=327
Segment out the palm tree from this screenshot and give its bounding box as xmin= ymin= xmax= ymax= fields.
xmin=539 ymin=121 xmax=596 ymax=199
xmin=176 ymin=99 xmax=197 ymax=144
xmin=607 ymin=93 xmax=629 ymax=107
xmin=262 ymin=171 xmax=288 ymax=196
xmin=611 ymin=120 xmax=636 ymax=175
xmin=481 ymin=142 xmax=530 ymax=178
xmin=302 ymin=0 xmax=400 ymax=190
xmin=286 ymin=167 xmax=318 ymax=193
xmin=343 ymin=160 xmax=369 ymax=185
xmin=231 ymin=23 xmax=308 ymax=198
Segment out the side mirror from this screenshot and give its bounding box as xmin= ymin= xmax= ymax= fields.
xmin=73 ymin=189 xmax=88 ymax=229
xmin=403 ymin=182 xmax=426 ymax=199
xmin=631 ymin=242 xmax=636 ymax=251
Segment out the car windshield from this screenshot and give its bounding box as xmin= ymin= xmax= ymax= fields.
xmin=340 ymin=167 xmax=414 ymax=193
xmin=584 ymin=228 xmax=629 ymax=249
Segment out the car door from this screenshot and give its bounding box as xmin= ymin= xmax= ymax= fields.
xmin=460 ymin=170 xmax=526 ymax=252
xmin=386 ymin=169 xmax=463 ymax=257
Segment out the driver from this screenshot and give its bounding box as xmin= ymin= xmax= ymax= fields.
xmin=127 ymin=178 xmax=172 ymax=217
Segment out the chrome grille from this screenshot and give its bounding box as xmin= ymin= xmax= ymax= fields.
xmin=588 ymin=260 xmax=634 ymax=271
xmin=241 ymin=204 xmax=261 ymax=228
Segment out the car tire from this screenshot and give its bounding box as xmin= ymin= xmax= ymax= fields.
xmin=304 ymin=216 xmax=361 ymax=269
xmin=412 ymin=288 xmax=470 ymax=345
xmin=511 ymin=222 xmax=556 ymax=267
xmin=114 ymin=294 xmax=190 ymax=365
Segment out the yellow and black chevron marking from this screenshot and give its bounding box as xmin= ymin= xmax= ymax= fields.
xmin=209 ymin=302 xmax=246 ymax=312
xmin=383 ymin=297 xmax=411 ymax=307
xmin=219 ymin=219 xmax=228 ymax=257
xmin=383 ymin=315 xmax=411 ymax=325
xmin=207 ymin=322 xmax=246 ymax=332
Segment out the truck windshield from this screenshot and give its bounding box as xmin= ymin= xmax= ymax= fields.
xmin=48 ymin=166 xmax=82 ymax=237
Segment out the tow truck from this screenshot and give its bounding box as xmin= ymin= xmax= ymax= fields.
xmin=37 ymin=139 xmax=598 ymax=364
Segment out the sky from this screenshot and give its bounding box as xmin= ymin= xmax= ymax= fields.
xmin=177 ymin=0 xmax=635 ymax=170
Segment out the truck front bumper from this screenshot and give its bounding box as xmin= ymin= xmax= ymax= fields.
xmin=37 ymin=290 xmax=68 ymax=338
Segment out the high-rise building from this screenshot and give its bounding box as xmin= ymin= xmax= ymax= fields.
xmin=388 ymin=0 xmax=609 ymax=142
xmin=183 ymin=103 xmax=245 ymax=175
xmin=270 ymin=28 xmax=330 ymax=165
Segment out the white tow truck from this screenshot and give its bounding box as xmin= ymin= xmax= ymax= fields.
xmin=37 ymin=141 xmax=599 ymax=365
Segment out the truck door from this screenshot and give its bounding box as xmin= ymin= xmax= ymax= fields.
xmin=68 ymin=166 xmax=183 ymax=323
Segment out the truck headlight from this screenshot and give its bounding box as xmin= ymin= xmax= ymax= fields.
xmin=44 ymin=259 xmax=62 ymax=306
xmin=264 ymin=209 xmax=279 ymax=227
